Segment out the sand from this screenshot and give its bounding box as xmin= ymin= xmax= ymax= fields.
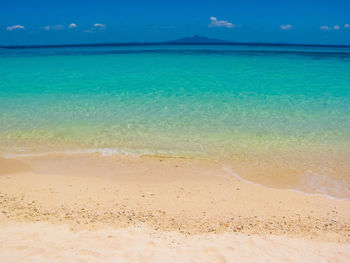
xmin=1 ymin=222 xmax=350 ymax=263
xmin=1 ymin=154 xmax=350 ymax=262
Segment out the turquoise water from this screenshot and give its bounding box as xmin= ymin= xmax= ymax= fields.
xmin=0 ymin=44 xmax=350 ymax=197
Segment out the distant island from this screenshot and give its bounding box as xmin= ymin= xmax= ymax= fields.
xmin=167 ymin=35 xmax=230 ymax=44
xmin=2 ymin=36 xmax=350 ymax=49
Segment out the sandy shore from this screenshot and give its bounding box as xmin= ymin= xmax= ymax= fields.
xmin=1 ymin=154 xmax=350 ymax=262
xmin=1 ymin=222 xmax=350 ymax=263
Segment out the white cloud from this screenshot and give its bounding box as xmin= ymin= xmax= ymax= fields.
xmin=94 ymin=23 xmax=106 ymax=29
xmin=209 ymin=17 xmax=235 ymax=28
xmin=345 ymin=24 xmax=350 ymax=28
xmin=6 ymin=25 xmax=25 ymax=31
xmin=44 ymin=25 xmax=51 ymax=31
xmin=280 ymin=24 xmax=293 ymax=30
xmin=320 ymin=25 xmax=332 ymax=30
xmin=320 ymin=25 xmax=341 ymax=31
xmin=68 ymin=23 xmax=77 ymax=29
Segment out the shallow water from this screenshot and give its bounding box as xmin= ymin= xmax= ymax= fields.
xmin=0 ymin=44 xmax=349 ymax=198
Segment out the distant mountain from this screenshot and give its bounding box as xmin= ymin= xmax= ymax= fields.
xmin=168 ymin=35 xmax=230 ymax=44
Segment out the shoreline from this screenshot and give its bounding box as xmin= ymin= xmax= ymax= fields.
xmin=2 ymin=150 xmax=349 ymax=201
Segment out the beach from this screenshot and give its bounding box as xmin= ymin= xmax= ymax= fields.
xmin=1 ymin=44 xmax=350 ymax=262
xmin=1 ymin=154 xmax=350 ymax=262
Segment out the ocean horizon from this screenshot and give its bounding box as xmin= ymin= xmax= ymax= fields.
xmin=2 ymin=38 xmax=350 ymax=49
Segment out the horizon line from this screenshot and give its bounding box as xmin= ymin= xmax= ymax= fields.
xmin=1 ymin=41 xmax=350 ymax=49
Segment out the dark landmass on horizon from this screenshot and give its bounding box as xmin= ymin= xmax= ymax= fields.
xmin=1 ymin=35 xmax=350 ymax=49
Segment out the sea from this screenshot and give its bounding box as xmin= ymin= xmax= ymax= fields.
xmin=0 ymin=44 xmax=349 ymax=198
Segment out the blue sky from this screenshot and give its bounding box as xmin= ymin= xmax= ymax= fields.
xmin=1 ymin=0 xmax=350 ymax=46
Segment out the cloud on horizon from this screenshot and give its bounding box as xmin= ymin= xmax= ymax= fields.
xmin=93 ymin=23 xmax=106 ymax=29
xmin=280 ymin=24 xmax=293 ymax=30
xmin=209 ymin=17 xmax=236 ymax=28
xmin=320 ymin=25 xmax=332 ymax=30
xmin=6 ymin=25 xmax=25 ymax=31
xmin=68 ymin=23 xmax=77 ymax=29
xmin=320 ymin=25 xmax=343 ymax=31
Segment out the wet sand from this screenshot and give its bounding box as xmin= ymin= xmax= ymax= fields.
xmin=1 ymin=154 xmax=350 ymax=262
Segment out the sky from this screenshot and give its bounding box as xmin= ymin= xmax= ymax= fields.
xmin=1 ymin=0 xmax=350 ymax=46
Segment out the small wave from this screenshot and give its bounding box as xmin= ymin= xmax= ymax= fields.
xmin=2 ymin=147 xmax=189 ymax=159
xmin=222 ymin=165 xmax=350 ymax=201
xmin=298 ymin=170 xmax=350 ymax=201
xmin=222 ymin=165 xmax=260 ymax=186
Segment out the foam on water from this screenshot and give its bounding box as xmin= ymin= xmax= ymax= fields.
xmin=223 ymin=165 xmax=350 ymax=201
xmin=2 ymin=147 xmax=183 ymax=159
